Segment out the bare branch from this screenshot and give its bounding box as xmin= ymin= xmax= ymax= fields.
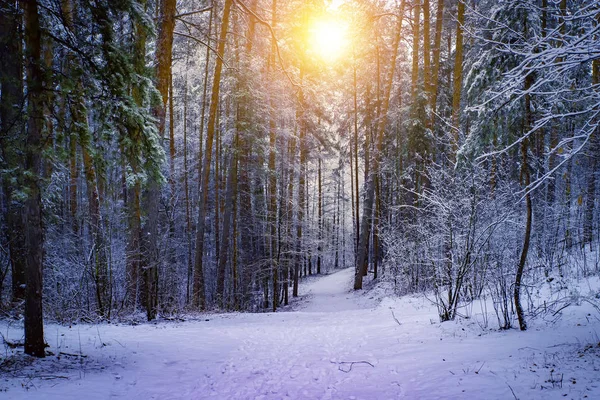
xmin=175 ymin=6 xmax=212 ymax=19
xmin=173 ymin=31 xmax=230 ymax=68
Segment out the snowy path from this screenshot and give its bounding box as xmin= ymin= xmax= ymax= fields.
xmin=289 ymin=267 xmax=376 ymax=312
xmin=2 ymin=269 xmax=600 ymax=399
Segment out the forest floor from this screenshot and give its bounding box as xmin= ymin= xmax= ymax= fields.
xmin=1 ymin=267 xmax=600 ymax=399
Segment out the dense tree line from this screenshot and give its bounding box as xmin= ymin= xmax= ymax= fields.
xmin=0 ymin=0 xmax=598 ymax=357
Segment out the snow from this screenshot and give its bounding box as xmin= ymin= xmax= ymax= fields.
xmin=288 ymin=266 xmax=377 ymax=312
xmin=2 ymin=268 xmax=600 ymax=399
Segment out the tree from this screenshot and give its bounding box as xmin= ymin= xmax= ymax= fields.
xmin=22 ymin=0 xmax=46 ymax=358
xmin=268 ymin=0 xmax=279 ymax=311
xmin=451 ymin=0 xmax=465 ymax=152
xmin=582 ymin=16 xmax=599 ymax=249
xmin=141 ymin=0 xmax=177 ymax=321
xmin=194 ymin=0 xmax=234 ymax=309
xmin=355 ymin=1 xmax=406 ymax=290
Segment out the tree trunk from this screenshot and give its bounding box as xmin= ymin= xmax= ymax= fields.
xmin=126 ymin=183 xmax=142 ymax=310
xmin=515 ymin=138 xmax=532 ymax=331
xmin=294 ymin=69 xmax=306 ymax=297
xmin=216 ymin=134 xmax=238 ymax=307
xmin=582 ymin=135 xmax=597 ymax=250
xmin=583 ymin=40 xmax=599 ymax=249
xmin=411 ymin=0 xmax=421 ymax=99
xmin=355 ymin=0 xmax=405 ymax=290
xmin=140 ymin=0 xmax=176 ymax=321
xmin=60 ymin=0 xmax=78 ymax=235
xmin=215 ymin=107 xmax=221 ymax=273
xmin=451 ymin=0 xmax=465 ymax=153
xmin=353 ymin=62 xmax=360 ymax=255
xmin=183 ymin=60 xmax=193 ymax=305
xmin=68 ymin=137 xmax=78 ymax=233
xmin=198 ymin=3 xmax=214 ymax=180
xmin=362 ymin=84 xmax=373 ymax=276
xmin=422 ymin=0 xmax=431 ymax=96
xmin=238 ymin=145 xmax=253 ymax=307
xmin=23 ymin=0 xmax=46 ymax=358
xmin=373 ymin=174 xmax=381 ymax=279
xmin=285 ymin=133 xmax=297 ymax=302
xmin=124 ymin=0 xmax=148 ymax=312
xmin=194 ymin=0 xmax=233 ymax=309
xmin=317 ymin=152 xmax=322 ymax=275
xmin=429 ymin=0 xmax=444 ymax=126
xmin=268 ymin=0 xmax=279 ymax=311
xmin=142 ymin=181 xmax=159 ymax=321
xmin=166 ymin=69 xmax=177 ymax=304
xmin=78 ymin=116 xmax=108 ymax=317
xmin=232 ymin=167 xmax=239 ymax=309
xmin=564 ymin=158 xmax=573 ymax=249
xmin=515 ymin=48 xmax=535 ymax=331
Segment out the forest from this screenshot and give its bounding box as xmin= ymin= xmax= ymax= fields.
xmin=0 ymin=0 xmax=599 ymax=362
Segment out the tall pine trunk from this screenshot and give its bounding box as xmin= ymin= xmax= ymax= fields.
xmin=23 ymin=0 xmax=46 ymax=358
xmin=429 ymin=0 xmax=444 ymax=127
xmin=583 ymin=29 xmax=599 ymax=250
xmin=194 ymin=0 xmax=233 ymax=309
xmin=268 ymin=0 xmax=279 ymax=310
xmin=294 ymin=69 xmax=306 ymax=298
xmin=411 ymin=0 xmax=420 ymax=99
xmin=355 ymin=0 xmax=405 ymax=289
xmin=451 ymin=0 xmax=465 ymax=153
xmin=514 ymin=25 xmax=535 ymax=330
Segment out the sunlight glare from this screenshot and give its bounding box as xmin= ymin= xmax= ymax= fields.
xmin=308 ymin=17 xmax=349 ymax=63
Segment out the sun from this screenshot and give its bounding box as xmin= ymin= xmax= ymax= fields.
xmin=308 ymin=17 xmax=349 ymax=63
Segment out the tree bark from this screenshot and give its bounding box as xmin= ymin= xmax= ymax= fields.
xmin=422 ymin=0 xmax=431 ymax=96
xmin=183 ymin=60 xmax=193 ymax=305
xmin=353 ymin=62 xmax=360 ymax=255
xmin=216 ymin=135 xmax=238 ymax=307
xmin=515 ymin=40 xmax=535 ymax=330
xmin=194 ymin=0 xmax=233 ymax=309
xmin=583 ymin=27 xmax=599 ymax=249
xmin=285 ymin=132 xmax=297 ymax=302
xmin=429 ymin=0 xmax=444 ymax=127
xmin=198 ymin=3 xmax=214 ymax=180
xmin=22 ymin=0 xmax=46 ymax=358
xmin=355 ymin=0 xmax=405 ymax=290
xmin=451 ymin=0 xmax=465 ymax=153
xmin=317 ymin=152 xmax=322 ymax=275
xmin=268 ymin=0 xmax=279 ymax=311
xmin=515 ymin=138 xmax=532 ymax=331
xmin=373 ymin=174 xmax=381 ymax=279
xmin=294 ymin=69 xmax=305 ymax=297
xmin=411 ymin=0 xmax=421 ymax=99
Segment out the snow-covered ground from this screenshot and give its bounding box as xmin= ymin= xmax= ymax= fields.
xmin=1 ymin=267 xmax=600 ymax=399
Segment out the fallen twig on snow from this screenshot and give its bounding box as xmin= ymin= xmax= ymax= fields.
xmin=475 ymin=361 xmax=485 ymax=374
xmin=506 ymin=382 xmax=518 ymax=400
xmin=391 ymin=310 xmax=402 ymax=326
xmin=59 ymin=351 xmax=87 ymax=358
xmin=38 ymin=375 xmax=69 ymax=380
xmin=331 ymin=361 xmax=375 ymax=373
